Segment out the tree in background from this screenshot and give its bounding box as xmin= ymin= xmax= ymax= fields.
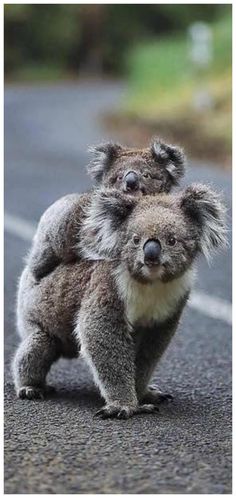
xmin=4 ymin=4 xmax=230 ymax=79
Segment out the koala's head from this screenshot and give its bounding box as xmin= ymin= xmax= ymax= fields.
xmin=80 ymin=184 xmax=227 ymax=284
xmin=87 ymin=138 xmax=186 ymax=195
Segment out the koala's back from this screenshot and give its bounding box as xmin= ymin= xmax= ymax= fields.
xmin=17 ymin=259 xmax=117 ymax=357
xmin=36 ymin=191 xmax=92 ymax=260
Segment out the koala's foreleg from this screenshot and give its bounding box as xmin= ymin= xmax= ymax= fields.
xmin=78 ymin=305 xmax=158 ymax=419
xmin=28 ymin=240 xmax=60 ymax=280
xmin=135 ymin=321 xmax=177 ymax=404
xmin=13 ymin=325 xmax=60 ymax=400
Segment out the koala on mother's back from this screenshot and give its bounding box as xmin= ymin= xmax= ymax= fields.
xmin=13 ymin=183 xmax=227 ymax=419
xmin=27 ymin=138 xmax=186 ymax=280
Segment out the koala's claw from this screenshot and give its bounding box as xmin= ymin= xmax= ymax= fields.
xmin=95 ymin=403 xmax=159 ymax=420
xmin=137 ymin=403 xmax=159 ymax=414
xmin=17 ymin=384 xmax=56 ymax=400
xmin=94 ymin=405 xmax=127 ymax=419
xmin=141 ymin=386 xmax=173 ymax=405
xmin=18 ymin=386 xmax=45 ymax=400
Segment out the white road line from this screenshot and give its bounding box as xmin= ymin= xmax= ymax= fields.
xmin=188 ymin=292 xmax=232 ymax=325
xmin=4 ymin=213 xmax=36 ymax=241
xmin=4 ymin=212 xmax=232 ymax=325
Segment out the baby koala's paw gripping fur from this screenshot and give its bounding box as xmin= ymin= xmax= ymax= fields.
xmin=140 ymin=385 xmax=173 ymax=405
xmin=17 ymin=384 xmax=56 ymax=400
xmin=95 ymin=402 xmax=159 ymax=420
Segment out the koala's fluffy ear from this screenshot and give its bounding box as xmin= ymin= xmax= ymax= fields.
xmin=180 ymin=183 xmax=227 ymax=260
xmin=93 ymin=188 xmax=137 ymax=223
xmin=79 ymin=189 xmax=137 ymax=260
xmin=87 ymin=142 xmax=123 ymax=183
xmin=151 ymin=138 xmax=186 ymax=185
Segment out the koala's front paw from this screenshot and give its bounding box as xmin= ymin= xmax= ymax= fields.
xmin=141 ymin=385 xmax=173 ymax=405
xmin=17 ymin=384 xmax=56 ymax=400
xmin=95 ymin=403 xmax=159 ymax=420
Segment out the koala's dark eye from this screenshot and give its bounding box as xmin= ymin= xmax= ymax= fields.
xmin=117 ymin=173 xmax=123 ymax=181
xmin=132 ymin=234 xmax=140 ymax=246
xmin=143 ymin=171 xmax=150 ymax=179
xmin=167 ymin=236 xmax=176 ymax=246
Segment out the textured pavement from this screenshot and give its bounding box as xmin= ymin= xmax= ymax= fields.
xmin=4 ymin=82 xmax=232 ymax=493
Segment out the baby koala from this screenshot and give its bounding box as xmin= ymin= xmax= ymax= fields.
xmin=14 ymin=184 xmax=226 ymax=419
xmin=28 ymin=138 xmax=186 ymax=279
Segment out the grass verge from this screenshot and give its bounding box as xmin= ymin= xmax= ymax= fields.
xmin=108 ymin=14 xmax=232 ymax=167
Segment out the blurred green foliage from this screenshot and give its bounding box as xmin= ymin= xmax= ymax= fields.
xmin=4 ymin=4 xmax=80 ymax=78
xmin=125 ymin=13 xmax=232 ymax=116
xmin=4 ymin=4 xmax=231 ymax=79
xmin=117 ymin=11 xmax=231 ymax=163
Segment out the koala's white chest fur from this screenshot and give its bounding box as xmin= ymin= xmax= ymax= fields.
xmin=116 ymin=267 xmax=195 ymax=326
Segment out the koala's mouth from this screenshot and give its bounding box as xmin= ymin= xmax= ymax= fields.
xmin=134 ymin=262 xmax=164 ymax=282
xmin=144 ymin=263 xmax=163 ymax=274
xmin=122 ymin=186 xmax=141 ymax=196
xmin=144 ymin=261 xmax=160 ymax=268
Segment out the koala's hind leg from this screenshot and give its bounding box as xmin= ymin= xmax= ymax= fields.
xmin=13 ymin=325 xmax=60 ymax=400
xmin=28 ymin=241 xmax=60 ymax=280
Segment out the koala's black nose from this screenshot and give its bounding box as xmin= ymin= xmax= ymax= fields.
xmin=143 ymin=239 xmax=161 ymax=265
xmin=124 ymin=171 xmax=139 ymax=191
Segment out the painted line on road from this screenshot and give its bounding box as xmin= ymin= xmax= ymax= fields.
xmin=188 ymin=291 xmax=231 ymax=325
xmin=4 ymin=212 xmax=232 ymax=325
xmin=4 ymin=213 xmax=36 ymax=241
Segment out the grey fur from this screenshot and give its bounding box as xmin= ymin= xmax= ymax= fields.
xmin=87 ymin=142 xmax=123 ymax=183
xmin=151 ymin=137 xmax=186 ymax=185
xmin=180 ymin=183 xmax=228 ymax=260
xmin=13 ymin=184 xmax=226 ymax=419
xmin=28 ymin=139 xmax=186 ymax=280
xmin=27 ymin=192 xmax=90 ymax=279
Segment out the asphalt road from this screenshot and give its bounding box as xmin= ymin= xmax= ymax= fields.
xmin=4 ymin=82 xmax=232 ymax=494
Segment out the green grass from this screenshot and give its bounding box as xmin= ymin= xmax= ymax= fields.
xmin=125 ymin=14 xmax=232 ymax=117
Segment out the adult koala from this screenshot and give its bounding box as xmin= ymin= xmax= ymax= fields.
xmin=28 ymin=138 xmax=186 ymax=279
xmin=13 ymin=184 xmax=226 ymax=419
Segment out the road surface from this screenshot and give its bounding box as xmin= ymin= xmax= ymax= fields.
xmin=4 ymin=82 xmax=232 ymax=494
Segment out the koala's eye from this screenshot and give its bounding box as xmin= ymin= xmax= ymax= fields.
xmin=132 ymin=234 xmax=140 ymax=246
xmin=167 ymin=236 xmax=176 ymax=246
xmin=143 ymin=171 xmax=150 ymax=179
xmin=117 ymin=173 xmax=123 ymax=181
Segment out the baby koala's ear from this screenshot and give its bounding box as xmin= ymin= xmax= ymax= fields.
xmin=79 ymin=189 xmax=138 ymax=260
xmin=87 ymin=142 xmax=123 ymax=183
xmin=180 ymin=183 xmax=227 ymax=259
xmin=93 ymin=188 xmax=137 ymax=224
xmin=151 ymin=138 xmax=186 ymax=185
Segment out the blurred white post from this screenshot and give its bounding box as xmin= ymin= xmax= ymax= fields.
xmin=188 ymin=22 xmax=213 ymax=110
